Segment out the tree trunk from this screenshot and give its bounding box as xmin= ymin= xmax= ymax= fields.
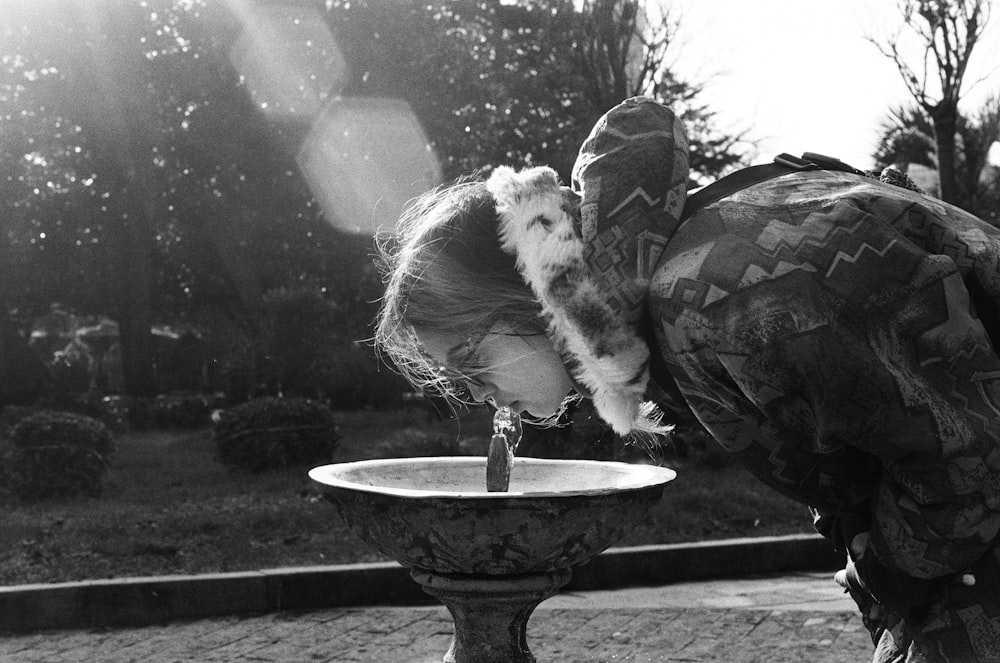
xmin=111 ymin=202 xmax=158 ymax=398
xmin=79 ymin=4 xmax=159 ymax=397
xmin=0 ymin=303 xmax=50 ymax=404
xmin=199 ymin=209 xmax=264 ymax=313
xmin=931 ymin=103 xmax=960 ymax=204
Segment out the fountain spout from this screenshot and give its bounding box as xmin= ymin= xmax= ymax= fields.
xmin=486 ymin=407 xmax=521 ymax=492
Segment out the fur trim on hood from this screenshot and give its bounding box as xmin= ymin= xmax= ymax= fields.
xmin=485 ymin=97 xmax=689 ymax=437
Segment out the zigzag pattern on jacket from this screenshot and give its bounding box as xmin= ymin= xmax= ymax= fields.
xmin=648 ymin=169 xmax=1000 ymax=662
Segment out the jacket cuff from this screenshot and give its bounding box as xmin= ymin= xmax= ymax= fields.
xmin=811 ymin=508 xmax=869 ymax=556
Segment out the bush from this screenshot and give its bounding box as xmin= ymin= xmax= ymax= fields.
xmin=100 ymin=394 xmax=219 ymax=431
xmin=150 ymin=394 xmax=215 ymax=429
xmin=370 ymin=426 xmax=484 ymax=458
xmin=101 ymin=395 xmax=153 ymax=430
xmin=213 ymin=397 xmax=340 ymax=472
xmin=3 ymin=410 xmax=115 ymax=500
xmin=0 ymin=405 xmax=37 ymax=435
xmin=33 ymin=391 xmax=126 ymax=433
xmin=517 ymin=401 xmax=620 ymax=461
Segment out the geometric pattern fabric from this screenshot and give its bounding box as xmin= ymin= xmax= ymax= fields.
xmin=570 ymin=98 xmax=1000 ymax=660
xmin=647 ymin=170 xmax=1000 ymax=661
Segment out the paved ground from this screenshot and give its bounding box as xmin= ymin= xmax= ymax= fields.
xmin=0 ymin=572 xmax=875 ymax=662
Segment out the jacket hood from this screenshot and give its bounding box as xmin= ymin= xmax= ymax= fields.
xmin=485 ymin=97 xmax=689 ymax=436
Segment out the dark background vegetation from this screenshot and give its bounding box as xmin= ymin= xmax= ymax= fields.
xmin=0 ymin=0 xmax=750 ymax=407
xmin=0 ymin=410 xmax=818 ymax=585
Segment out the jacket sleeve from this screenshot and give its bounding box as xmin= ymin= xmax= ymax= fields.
xmin=794 ymin=233 xmax=997 ymax=564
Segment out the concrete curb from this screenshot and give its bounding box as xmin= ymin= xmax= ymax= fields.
xmin=0 ymin=533 xmax=842 ymax=634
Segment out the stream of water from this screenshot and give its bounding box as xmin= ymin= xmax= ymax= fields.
xmin=486 ymin=406 xmax=521 ymax=492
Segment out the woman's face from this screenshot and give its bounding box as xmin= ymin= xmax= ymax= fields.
xmin=418 ymin=327 xmax=574 ymax=418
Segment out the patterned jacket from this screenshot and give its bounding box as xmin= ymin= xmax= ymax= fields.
xmin=487 ymin=97 xmax=1000 ymax=661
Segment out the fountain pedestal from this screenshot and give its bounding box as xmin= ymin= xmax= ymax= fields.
xmin=411 ymin=568 xmax=572 ymax=663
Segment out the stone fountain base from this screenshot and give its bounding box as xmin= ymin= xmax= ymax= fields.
xmin=411 ymin=568 xmax=573 ymax=663
xmin=310 ymin=457 xmax=675 ymax=663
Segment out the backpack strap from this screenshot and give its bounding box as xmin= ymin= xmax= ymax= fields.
xmin=680 ymin=152 xmax=865 ymax=223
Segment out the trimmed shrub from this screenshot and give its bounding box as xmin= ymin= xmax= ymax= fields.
xmin=33 ymin=391 xmax=126 ymax=433
xmin=150 ymin=395 xmax=214 ymax=429
xmin=213 ymin=397 xmax=340 ymax=472
xmin=0 ymin=405 xmax=38 ymax=435
xmin=371 ymin=427 xmax=483 ymax=459
xmin=101 ymin=394 xmax=218 ymax=431
xmin=4 ymin=410 xmax=115 ymax=500
xmin=102 ymin=395 xmax=154 ymax=431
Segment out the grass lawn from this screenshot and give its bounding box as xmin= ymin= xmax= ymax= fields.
xmin=0 ymin=408 xmax=815 ymax=585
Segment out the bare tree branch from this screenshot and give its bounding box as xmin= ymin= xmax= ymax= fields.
xmin=867 ymin=0 xmax=992 ymax=203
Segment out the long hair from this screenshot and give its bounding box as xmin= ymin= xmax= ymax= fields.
xmin=374 ymin=178 xmax=546 ymax=401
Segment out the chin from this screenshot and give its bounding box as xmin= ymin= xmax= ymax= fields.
xmin=523 ymin=403 xmax=558 ymax=419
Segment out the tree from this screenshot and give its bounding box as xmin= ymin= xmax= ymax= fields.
xmin=869 ymin=0 xmax=992 ymax=203
xmin=3 ymin=1 xmax=213 ymax=397
xmin=1 ymin=1 xmax=160 ymax=396
xmin=77 ymin=5 xmax=161 ymax=397
xmin=568 ymin=0 xmax=748 ymax=182
xmin=874 ymin=97 xmax=1000 ymax=220
xmin=2 ymin=0 xmax=746 ymax=404
xmin=873 ymin=105 xmax=937 ymax=173
xmin=0 ymin=3 xmax=120 ymax=319
xmin=0 ymin=300 xmax=50 ymax=404
xmin=328 ymin=0 xmax=747 ymax=183
xmin=955 ymin=94 xmax=1000 ymax=216
xmin=1 ymin=0 xmax=369 ymax=396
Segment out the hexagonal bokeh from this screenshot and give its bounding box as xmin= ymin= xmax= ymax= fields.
xmin=228 ymin=2 xmax=347 ymax=120
xmin=297 ymin=97 xmax=443 ymax=235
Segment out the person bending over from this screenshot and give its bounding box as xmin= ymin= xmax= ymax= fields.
xmin=375 ymin=96 xmax=1000 ymax=662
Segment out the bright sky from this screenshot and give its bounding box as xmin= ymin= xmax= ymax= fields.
xmin=672 ymin=0 xmax=1000 ymax=170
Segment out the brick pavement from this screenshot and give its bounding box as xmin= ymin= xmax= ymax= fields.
xmin=0 ymin=603 xmax=873 ymax=663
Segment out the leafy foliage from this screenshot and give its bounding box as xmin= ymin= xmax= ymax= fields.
xmin=369 ymin=426 xmax=477 ymax=459
xmin=868 ymin=0 xmax=992 ymax=203
xmin=196 ymin=286 xmax=406 ymax=406
xmin=256 ymin=288 xmax=343 ymax=399
xmin=517 ymin=401 xmax=618 ymax=460
xmin=2 ymin=410 xmax=115 ymax=500
xmin=0 ymin=423 xmax=813 ymax=585
xmin=3 ymin=0 xmax=748 ymax=404
xmin=329 ymin=0 xmax=748 ymax=183
xmin=319 ymin=344 xmax=414 ymax=410
xmin=873 ymin=105 xmax=937 ymax=171
xmin=148 ymin=395 xmax=215 ymax=429
xmin=213 ymin=397 xmax=340 ymax=472
xmin=32 ymin=391 xmax=127 ymax=433
xmin=873 ymin=98 xmax=1000 ymax=221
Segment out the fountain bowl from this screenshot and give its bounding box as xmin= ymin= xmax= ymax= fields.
xmin=308 ymin=456 xmax=676 ymax=575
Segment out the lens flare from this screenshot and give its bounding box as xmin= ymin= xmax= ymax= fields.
xmin=296 ymin=97 xmax=443 ymax=235
xmin=227 ymin=2 xmax=347 ymax=119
